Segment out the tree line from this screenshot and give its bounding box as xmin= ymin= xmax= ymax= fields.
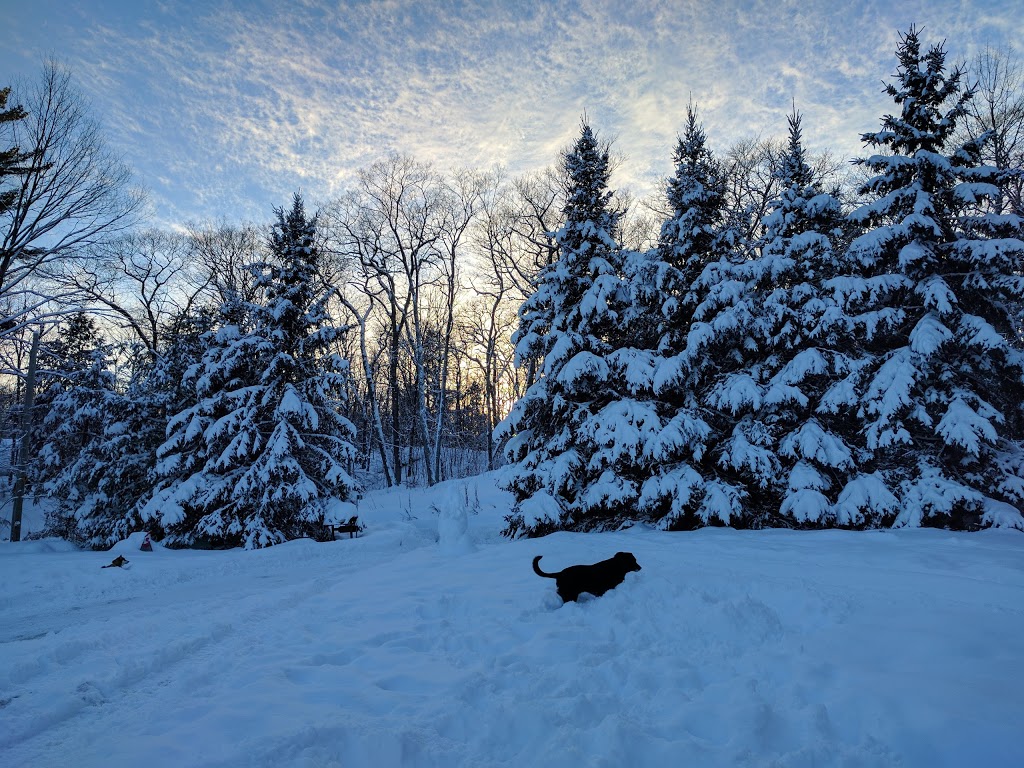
xmin=1 ymin=27 xmax=1022 ymax=546
xmin=500 ymin=28 xmax=1024 ymax=536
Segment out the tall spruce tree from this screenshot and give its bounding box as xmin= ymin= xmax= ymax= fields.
xmin=845 ymin=27 xmax=1024 ymax=529
xmin=625 ymin=106 xmax=740 ymax=527
xmin=664 ymin=118 xmax=770 ymax=529
xmin=737 ymin=111 xmax=878 ymax=527
xmin=499 ymin=121 xmax=632 ymax=535
xmin=631 ymin=105 xmax=731 ymax=353
xmin=147 ymin=195 xmax=359 ymax=548
xmin=31 ymin=314 xmax=126 ymax=544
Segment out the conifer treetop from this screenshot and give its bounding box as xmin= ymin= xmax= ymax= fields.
xmin=858 ymin=25 xmax=973 ymax=163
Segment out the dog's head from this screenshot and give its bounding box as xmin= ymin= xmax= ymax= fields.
xmin=614 ymin=551 xmax=641 ymax=572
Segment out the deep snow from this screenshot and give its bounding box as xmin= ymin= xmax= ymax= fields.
xmin=2 ymin=474 xmax=1022 ymax=767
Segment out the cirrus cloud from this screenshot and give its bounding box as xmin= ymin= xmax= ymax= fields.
xmin=4 ymin=0 xmax=1020 ymax=225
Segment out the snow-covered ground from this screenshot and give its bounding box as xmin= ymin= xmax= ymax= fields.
xmin=2 ymin=474 xmax=1022 ymax=767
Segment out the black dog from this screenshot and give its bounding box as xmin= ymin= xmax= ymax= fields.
xmin=533 ymin=552 xmax=641 ymax=603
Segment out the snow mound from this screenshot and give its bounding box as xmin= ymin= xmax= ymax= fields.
xmin=0 ymin=537 xmax=80 ymax=554
xmin=108 ymin=531 xmax=167 ymax=554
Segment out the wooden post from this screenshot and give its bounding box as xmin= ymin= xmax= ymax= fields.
xmin=10 ymin=329 xmax=40 ymax=542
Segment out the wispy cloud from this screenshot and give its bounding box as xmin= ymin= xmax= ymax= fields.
xmin=8 ymin=0 xmax=1019 ymax=224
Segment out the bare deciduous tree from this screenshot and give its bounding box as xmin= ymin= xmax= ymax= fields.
xmin=961 ymin=45 xmax=1024 ymax=216
xmin=0 ymin=62 xmax=142 ymax=331
xmin=327 ymin=156 xmax=446 ymax=486
xmin=422 ymin=169 xmax=490 ymax=484
xmin=54 ymin=230 xmax=208 ymax=354
xmin=186 ymin=220 xmax=265 ymax=308
xmin=465 ymin=176 xmax=545 ymax=469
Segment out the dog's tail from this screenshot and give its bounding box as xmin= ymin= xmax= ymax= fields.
xmin=533 ymin=555 xmax=556 ymax=578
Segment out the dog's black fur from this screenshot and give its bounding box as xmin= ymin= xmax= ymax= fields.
xmin=533 ymin=552 xmax=641 ymax=603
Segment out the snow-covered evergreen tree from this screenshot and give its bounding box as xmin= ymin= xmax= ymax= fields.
xmin=499 ymin=121 xmax=634 ymax=535
xmin=0 ymin=85 xmax=31 ymax=218
xmin=30 ymin=314 xmax=130 ymax=545
xmin=623 ymin=106 xmax=744 ymax=528
xmin=29 ymin=313 xmax=216 ymax=547
xmin=73 ymin=309 xmax=222 ymax=546
xmin=630 ymin=105 xmax=731 ymax=353
xmin=147 ymin=195 xmax=359 ymax=548
xmin=732 ymin=111 xmax=878 ymax=527
xmin=844 ymin=27 xmax=1024 ymax=529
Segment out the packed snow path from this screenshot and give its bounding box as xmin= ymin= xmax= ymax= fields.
xmin=2 ymin=479 xmax=1022 ymax=767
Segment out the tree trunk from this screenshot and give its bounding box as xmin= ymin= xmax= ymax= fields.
xmin=339 ymin=296 xmax=393 ymax=487
xmin=10 ymin=329 xmax=39 ymax=542
xmin=389 ymin=323 xmax=403 ymax=487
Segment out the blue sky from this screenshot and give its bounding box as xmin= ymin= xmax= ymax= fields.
xmin=4 ymin=0 xmax=1021 ymax=225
